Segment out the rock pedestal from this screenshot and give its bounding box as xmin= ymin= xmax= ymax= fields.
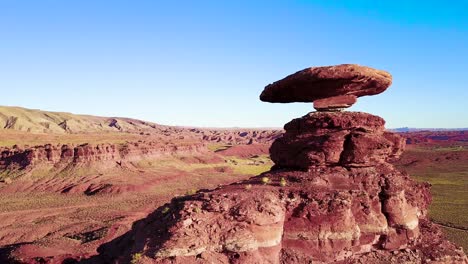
xmin=270 ymin=111 xmax=404 ymax=170
xmin=96 ymin=65 xmax=467 ymax=264
xmin=312 ymin=95 xmax=357 ymax=111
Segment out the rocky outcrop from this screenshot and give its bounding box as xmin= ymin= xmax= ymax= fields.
xmin=0 ymin=141 xmax=207 ymax=171
xmin=200 ymin=129 xmax=282 ymax=145
xmin=108 ymin=118 xmax=122 ymax=130
xmin=269 ymin=112 xmax=405 ymax=170
xmin=4 ymin=116 xmax=18 ymax=129
xmin=97 ymin=115 xmax=458 ymax=264
xmin=90 ymin=65 xmax=466 ymax=263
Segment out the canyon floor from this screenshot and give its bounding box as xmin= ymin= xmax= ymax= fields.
xmin=0 ymin=107 xmax=466 ymax=262
xmin=393 ymin=135 xmax=468 ymax=253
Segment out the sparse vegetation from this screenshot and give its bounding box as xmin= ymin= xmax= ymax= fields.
xmin=261 ymin=176 xmax=270 ymax=185
xmin=279 ymin=177 xmax=287 ymax=187
xmin=0 ymin=130 xmax=142 ymax=148
xmin=131 ymin=252 xmax=143 ymax=264
xmin=186 ymin=189 xmax=197 ymax=195
xmin=65 ymin=228 xmax=108 ymax=243
xmin=433 ymin=146 xmax=466 ymax=152
xmin=136 ymin=155 xmax=272 ymax=176
xmin=396 ymin=148 xmax=468 ymax=252
xmin=162 ymin=207 xmax=171 ymax=214
xmin=0 ymin=168 xmax=24 ymax=181
xmin=226 ymin=156 xmax=272 ymax=175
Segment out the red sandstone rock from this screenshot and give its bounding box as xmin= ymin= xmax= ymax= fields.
xmin=260 ymin=64 xmax=392 ymax=103
xmin=340 ymin=132 xmax=396 ymax=166
xmin=0 ymin=142 xmax=208 ymax=171
xmin=87 ymin=110 xmax=466 ymax=263
xmin=94 ymin=162 xmax=456 ymax=263
xmin=313 ymin=94 xmax=357 ymax=111
xmin=21 ymin=65 xmax=464 ymax=263
xmin=383 ymin=131 xmax=406 ymax=161
xmin=283 ymin=111 xmax=386 ymax=132
xmin=270 ymin=112 xmax=402 ymax=170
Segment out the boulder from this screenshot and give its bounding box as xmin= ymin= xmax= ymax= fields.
xmin=260 ymin=64 xmax=392 ymax=104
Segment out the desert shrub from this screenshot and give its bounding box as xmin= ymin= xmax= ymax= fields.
xmin=161 ymin=207 xmax=170 ymax=214
xmin=280 ymin=177 xmax=287 ymax=187
xmin=186 ymin=189 xmax=197 ymax=195
xmin=131 ymin=252 xmax=143 ymax=264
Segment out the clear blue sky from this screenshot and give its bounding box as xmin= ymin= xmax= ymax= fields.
xmin=0 ymin=1 xmax=467 ymax=128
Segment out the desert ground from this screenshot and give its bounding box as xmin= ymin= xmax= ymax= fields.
xmin=394 ymin=131 xmax=468 ymax=252
xmin=0 ymin=106 xmax=466 ymax=262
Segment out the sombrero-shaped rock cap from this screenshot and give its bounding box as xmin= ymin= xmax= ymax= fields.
xmin=260 ymin=64 xmax=392 ymax=110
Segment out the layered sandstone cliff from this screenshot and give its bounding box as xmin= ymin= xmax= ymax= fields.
xmin=0 ymin=142 xmax=207 ymax=171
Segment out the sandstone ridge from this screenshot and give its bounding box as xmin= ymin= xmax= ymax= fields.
xmin=0 ymin=106 xmax=282 ymax=146
xmin=0 ymin=142 xmax=206 ymax=171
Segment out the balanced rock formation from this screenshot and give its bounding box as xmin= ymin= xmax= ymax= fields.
xmin=260 ymin=64 xmax=392 ymax=111
xmin=96 ymin=65 xmax=466 ymax=264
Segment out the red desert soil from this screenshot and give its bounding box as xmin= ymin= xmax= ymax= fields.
xmin=393 ymin=135 xmax=468 ymax=253
xmin=216 ymin=144 xmax=271 ymax=158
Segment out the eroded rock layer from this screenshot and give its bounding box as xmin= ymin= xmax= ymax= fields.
xmin=313 ymin=95 xmax=357 ymax=111
xmin=270 ymin=112 xmax=405 ymax=170
xmin=0 ymin=142 xmax=206 ymax=170
xmin=95 ymin=112 xmax=466 ymax=264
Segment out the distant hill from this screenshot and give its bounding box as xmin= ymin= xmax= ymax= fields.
xmin=3 ymin=106 xmax=466 ymax=135
xmin=0 ymin=106 xmax=282 ymax=146
xmin=0 ymin=106 xmax=168 ymax=134
xmin=390 ymin=127 xmax=468 ymax=133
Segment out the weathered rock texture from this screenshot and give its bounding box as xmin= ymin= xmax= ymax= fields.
xmin=260 ymin=64 xmax=392 ymax=104
xmin=87 ymin=65 xmax=467 ymax=263
xmin=0 ymin=142 xmax=206 ymax=171
xmin=270 ymin=112 xmax=405 ymax=170
xmin=313 ymin=95 xmax=357 ymax=111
